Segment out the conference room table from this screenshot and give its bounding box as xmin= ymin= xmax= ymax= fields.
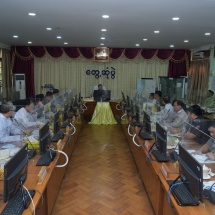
xmin=121 ymin=120 xmax=215 ymax=215
xmin=83 ymin=99 xmax=121 ymax=125
xmin=0 ymin=118 xmax=83 ymax=215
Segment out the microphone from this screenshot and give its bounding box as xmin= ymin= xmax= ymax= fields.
xmin=30 ymin=111 xmax=39 ymax=127
xmin=13 ymin=118 xmax=37 ymax=159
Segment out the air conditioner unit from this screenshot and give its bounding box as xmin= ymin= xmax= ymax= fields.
xmin=191 ymin=51 xmax=205 ymax=61
xmin=13 ymin=74 xmax=26 ymax=99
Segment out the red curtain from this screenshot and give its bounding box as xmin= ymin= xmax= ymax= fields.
xmin=11 ymin=46 xmax=190 ymax=97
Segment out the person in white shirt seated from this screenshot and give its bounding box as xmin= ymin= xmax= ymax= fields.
xmin=14 ymin=99 xmax=38 ymax=128
xmin=163 ymin=100 xmax=188 ymax=133
xmin=160 ymin=96 xmax=173 ymax=122
xmin=0 ymin=102 xmax=23 ymax=143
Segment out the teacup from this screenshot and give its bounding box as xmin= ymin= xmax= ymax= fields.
xmin=203 ymin=165 xmax=211 ymax=178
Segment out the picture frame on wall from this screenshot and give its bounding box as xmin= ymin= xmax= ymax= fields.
xmin=94 ymin=47 xmax=110 ymax=62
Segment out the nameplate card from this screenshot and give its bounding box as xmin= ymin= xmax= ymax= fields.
xmin=145 ymin=141 xmax=150 ymax=150
xmin=57 ymin=139 xmax=63 ymax=150
xmin=161 ymin=163 xmax=170 ymax=179
xmin=38 ymin=167 xmax=47 ymax=185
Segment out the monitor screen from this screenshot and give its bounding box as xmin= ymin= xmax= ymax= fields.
xmin=143 ymin=111 xmax=151 ymax=134
xmin=4 ymin=144 xmax=28 ymax=203
xmin=178 ymin=144 xmax=203 ymax=202
xmin=155 ymin=122 xmax=167 ymax=155
xmin=53 ymin=111 xmax=60 ymax=134
xmin=93 ymin=90 xmax=111 ymax=101
xmin=39 ymin=122 xmax=51 ymax=155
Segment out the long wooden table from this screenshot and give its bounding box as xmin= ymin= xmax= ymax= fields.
xmin=0 ymin=118 xmax=83 ymax=215
xmin=121 ymin=120 xmax=215 ymax=215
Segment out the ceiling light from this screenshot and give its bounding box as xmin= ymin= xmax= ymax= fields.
xmin=64 ymin=42 xmax=68 ymax=45
xmin=101 ymin=37 xmax=105 ymax=40
xmin=57 ymin=36 xmax=62 ymax=39
xmin=172 ymin=17 xmax=179 ymax=21
xmin=184 ymin=40 xmax=189 ymax=43
xmin=170 ymin=45 xmax=174 ymax=48
xmin=154 ymin=30 xmax=160 ymax=33
xmin=205 ymin=33 xmax=211 ymax=36
xmin=101 ymin=29 xmax=107 ymax=32
xmin=13 ymin=35 xmax=18 ymax=38
xmin=100 ymin=43 xmax=104 ymax=46
xmin=102 ymin=15 xmax=109 ymax=18
xmin=28 ymin=13 xmax=36 ymax=16
xmin=46 ymin=28 xmax=52 ymax=31
xmin=143 ymin=38 xmax=147 ymax=41
xmin=135 ymin=44 xmax=140 ymax=47
xmin=28 ymin=41 xmax=32 ymax=44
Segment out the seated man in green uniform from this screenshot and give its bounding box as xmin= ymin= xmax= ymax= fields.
xmin=202 ymin=90 xmax=215 ymax=108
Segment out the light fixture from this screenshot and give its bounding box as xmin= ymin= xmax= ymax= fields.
xmin=205 ymin=33 xmax=211 ymax=36
xmin=170 ymin=45 xmax=174 ymax=48
xmin=13 ymin=35 xmax=18 ymax=38
xmin=172 ymin=17 xmax=179 ymax=21
xmin=101 ymin=29 xmax=107 ymax=32
xmin=101 ymin=37 xmax=105 ymax=40
xmin=100 ymin=43 xmax=104 ymax=46
xmin=102 ymin=15 xmax=109 ymax=18
xmin=135 ymin=44 xmax=140 ymax=47
xmin=46 ymin=28 xmax=52 ymax=31
xmin=143 ymin=38 xmax=147 ymax=41
xmin=28 ymin=13 xmax=36 ymax=16
xmin=184 ymin=40 xmax=189 ymax=43
xmin=154 ymin=30 xmax=160 ymax=33
xmin=57 ymin=36 xmax=62 ymax=39
xmin=28 ymin=41 xmax=32 ymax=44
xmin=64 ymin=42 xmax=68 ymax=45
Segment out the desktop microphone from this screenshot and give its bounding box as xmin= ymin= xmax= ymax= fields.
xmin=30 ymin=111 xmax=39 ymax=127
xmin=12 ymin=118 xmax=37 ymax=159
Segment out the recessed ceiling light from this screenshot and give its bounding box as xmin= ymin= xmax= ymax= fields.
xmin=46 ymin=28 xmax=52 ymax=31
xmin=170 ymin=45 xmax=174 ymax=48
xmin=205 ymin=33 xmax=211 ymax=36
xmin=135 ymin=44 xmax=140 ymax=47
xmin=57 ymin=36 xmax=62 ymax=39
xmin=101 ymin=37 xmax=105 ymax=40
xmin=28 ymin=41 xmax=32 ymax=44
xmin=100 ymin=43 xmax=104 ymax=46
xmin=64 ymin=42 xmax=68 ymax=45
xmin=184 ymin=40 xmax=189 ymax=43
xmin=101 ymin=29 xmax=107 ymax=32
xmin=13 ymin=35 xmax=18 ymax=38
xmin=28 ymin=13 xmax=36 ymax=16
xmin=154 ymin=30 xmax=160 ymax=33
xmin=143 ymin=38 xmax=147 ymax=41
xmin=102 ymin=15 xmax=109 ymax=18
xmin=172 ymin=17 xmax=179 ymax=21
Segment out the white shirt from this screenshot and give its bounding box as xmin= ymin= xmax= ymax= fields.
xmin=0 ymin=113 xmax=21 ymax=143
xmin=14 ymin=107 xmax=38 ymax=128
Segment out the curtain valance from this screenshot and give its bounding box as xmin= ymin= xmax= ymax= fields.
xmin=11 ymin=46 xmax=190 ymax=62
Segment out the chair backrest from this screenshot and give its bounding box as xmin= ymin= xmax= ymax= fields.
xmin=93 ymin=86 xmax=106 ymax=90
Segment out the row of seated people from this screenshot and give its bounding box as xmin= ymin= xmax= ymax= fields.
xmin=0 ymin=89 xmax=82 ymax=144
xmin=122 ymin=91 xmax=215 ymax=162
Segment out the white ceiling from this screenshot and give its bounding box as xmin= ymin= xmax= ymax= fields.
xmin=1 ymin=0 xmax=215 ymax=50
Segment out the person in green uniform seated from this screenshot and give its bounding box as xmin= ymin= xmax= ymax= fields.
xmin=202 ymin=90 xmax=215 ymax=108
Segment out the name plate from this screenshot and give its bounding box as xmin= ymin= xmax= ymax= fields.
xmin=161 ymin=163 xmax=170 ymax=179
xmin=145 ymin=141 xmax=150 ymax=150
xmin=38 ymin=167 xmax=47 ymax=185
xmin=57 ymin=140 xmax=63 ymax=150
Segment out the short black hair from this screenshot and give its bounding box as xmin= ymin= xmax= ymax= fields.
xmin=155 ymin=90 xmax=162 ymax=98
xmin=187 ymin=105 xmax=203 ymax=116
xmin=98 ymin=84 xmax=102 ymax=88
xmin=208 ymin=120 xmax=215 ymax=128
xmin=209 ymin=90 xmax=214 ymax=96
xmin=162 ymin=96 xmax=170 ymax=104
xmin=53 ymin=89 xmax=59 ymax=94
xmin=46 ymin=91 xmax=53 ymax=97
xmin=24 ymin=99 xmax=32 ymax=106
